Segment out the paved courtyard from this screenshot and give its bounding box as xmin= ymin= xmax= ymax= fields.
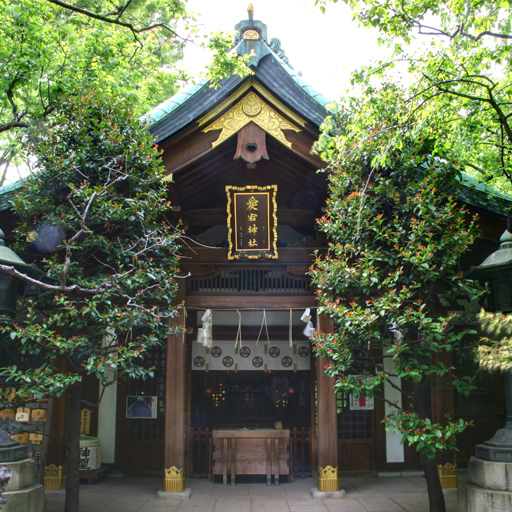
xmin=45 ymin=475 xmax=459 ymax=512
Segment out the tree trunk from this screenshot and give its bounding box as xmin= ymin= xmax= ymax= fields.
xmin=413 ymin=381 xmax=446 ymax=512
xmin=424 ymin=459 xmax=446 ymax=512
xmin=64 ymin=381 xmax=82 ymax=512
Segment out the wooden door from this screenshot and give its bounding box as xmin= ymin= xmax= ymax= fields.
xmin=337 ymin=397 xmax=376 ymax=475
xmin=117 ymin=344 xmax=167 ymax=474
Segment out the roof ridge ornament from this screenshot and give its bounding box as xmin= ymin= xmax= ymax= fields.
xmin=248 ymin=3 xmax=254 ymax=21
xmin=269 ymin=38 xmax=292 ymax=68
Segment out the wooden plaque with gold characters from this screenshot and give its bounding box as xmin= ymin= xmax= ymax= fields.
xmin=226 ymin=185 xmax=278 ymax=260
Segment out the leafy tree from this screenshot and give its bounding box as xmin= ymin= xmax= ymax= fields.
xmin=315 ymin=0 xmax=512 ymax=409
xmin=311 ymin=83 xmax=482 ymax=512
xmin=0 ymin=90 xmax=182 ymax=512
xmin=477 ymin=309 xmax=512 ymax=371
xmin=0 ymin=0 xmax=249 ymax=185
xmin=316 ymin=0 xmax=512 ymax=197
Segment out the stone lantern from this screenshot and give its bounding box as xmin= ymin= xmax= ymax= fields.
xmin=459 ymin=229 xmax=512 ymax=511
xmin=0 ymin=430 xmax=28 ymax=465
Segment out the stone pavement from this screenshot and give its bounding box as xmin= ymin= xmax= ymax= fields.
xmin=45 ymin=475 xmax=459 ymax=512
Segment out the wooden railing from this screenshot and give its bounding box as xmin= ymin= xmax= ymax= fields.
xmin=186 ymin=427 xmax=313 ymax=478
xmin=290 ymin=427 xmax=313 ymax=478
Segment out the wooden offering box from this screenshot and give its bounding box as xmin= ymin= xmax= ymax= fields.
xmin=210 ymin=429 xmax=292 ymax=486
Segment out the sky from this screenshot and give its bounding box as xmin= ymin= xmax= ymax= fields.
xmin=181 ymin=0 xmax=390 ymax=101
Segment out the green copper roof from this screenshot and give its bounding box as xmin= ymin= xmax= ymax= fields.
xmin=458 ymin=172 xmax=512 ymax=216
xmin=0 ymin=181 xmax=23 ymax=212
xmin=142 ymin=79 xmax=209 ymax=125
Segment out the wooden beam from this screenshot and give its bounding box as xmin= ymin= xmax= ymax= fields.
xmin=162 ymin=131 xmax=219 ymax=176
xmin=185 ymin=295 xmax=316 ymax=310
xmin=316 ymin=314 xmax=338 ymax=469
xmin=164 ymin=284 xmax=187 ymax=469
xmin=178 ymin=247 xmax=321 ymax=265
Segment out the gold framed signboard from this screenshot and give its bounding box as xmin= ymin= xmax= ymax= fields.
xmin=226 ymin=185 xmax=278 ymax=260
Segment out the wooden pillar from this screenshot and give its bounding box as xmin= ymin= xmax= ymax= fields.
xmin=163 ymin=284 xmax=186 ymax=492
xmin=316 ymin=313 xmax=339 ymax=491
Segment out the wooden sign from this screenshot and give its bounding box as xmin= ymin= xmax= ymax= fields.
xmin=80 ymin=408 xmax=92 ymax=434
xmin=29 ymin=431 xmax=43 ymax=445
xmin=226 ymin=185 xmax=278 ymax=260
xmin=0 ymin=409 xmax=15 ymax=420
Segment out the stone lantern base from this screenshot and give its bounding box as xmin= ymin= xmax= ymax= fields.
xmin=458 ymin=456 xmax=512 ymax=512
xmin=2 ymin=458 xmax=45 ymax=512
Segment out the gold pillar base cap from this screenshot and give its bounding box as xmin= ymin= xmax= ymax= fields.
xmin=164 ymin=466 xmax=185 ymax=493
xmin=317 ymin=465 xmax=339 ymax=492
xmin=438 ymin=463 xmax=458 ymax=489
xmin=44 ymin=464 xmax=67 ymax=490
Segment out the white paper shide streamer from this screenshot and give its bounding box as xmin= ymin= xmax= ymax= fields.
xmin=196 ymin=309 xmax=213 ymax=348
xmin=300 ymin=308 xmax=315 ymax=337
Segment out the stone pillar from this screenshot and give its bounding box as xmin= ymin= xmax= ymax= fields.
xmin=383 ymin=352 xmax=404 ymax=463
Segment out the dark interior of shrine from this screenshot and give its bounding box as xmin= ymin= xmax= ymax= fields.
xmin=190 ymin=370 xmax=312 ymax=430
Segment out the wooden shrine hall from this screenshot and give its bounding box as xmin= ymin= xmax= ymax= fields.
xmin=110 ymin=6 xmax=506 ymax=494
xmin=127 ymin=6 xmax=342 ymax=492
xmin=0 ymin=4 xmax=506 ymax=497
xmin=111 ymin=6 xmax=506 ymax=494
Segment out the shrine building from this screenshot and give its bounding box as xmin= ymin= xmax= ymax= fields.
xmin=0 ymin=5 xmax=508 ymax=496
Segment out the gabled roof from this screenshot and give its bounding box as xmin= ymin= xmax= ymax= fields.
xmin=143 ymin=14 xmax=331 ymax=145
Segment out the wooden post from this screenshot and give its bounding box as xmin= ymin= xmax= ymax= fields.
xmin=316 ymin=313 xmax=339 ymax=491
xmin=163 ymin=284 xmax=186 ymax=492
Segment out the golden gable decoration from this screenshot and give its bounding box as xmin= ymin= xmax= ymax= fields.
xmin=202 ymin=92 xmax=301 ymax=149
xmin=243 ymin=29 xmax=259 ymax=40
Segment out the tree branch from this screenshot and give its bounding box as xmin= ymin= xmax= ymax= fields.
xmin=44 ymin=0 xmax=186 ymax=41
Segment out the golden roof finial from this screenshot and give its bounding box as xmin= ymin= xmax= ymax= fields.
xmin=248 ymin=3 xmax=254 ymax=21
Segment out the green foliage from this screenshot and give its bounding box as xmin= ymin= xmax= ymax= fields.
xmin=0 ymin=417 xmax=21 ymax=435
xmin=385 ymin=411 xmax=470 ymax=460
xmin=315 ymin=0 xmax=512 ymax=193
xmin=0 ymin=0 xmax=187 ymax=129
xmin=0 ymin=0 xmax=250 ymax=185
xmin=311 ymin=83 xmax=482 ymax=464
xmin=203 ymin=31 xmax=251 ymax=88
xmin=0 ymin=89 xmax=182 ymax=399
xmin=478 ymin=309 xmax=512 ymax=370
